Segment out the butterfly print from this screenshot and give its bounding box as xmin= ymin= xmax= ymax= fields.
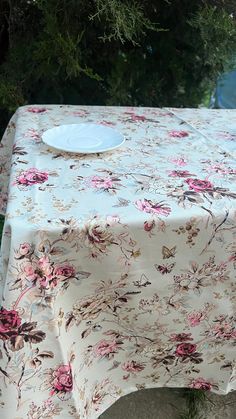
xmin=162 ymin=245 xmax=176 ymax=259
xmin=155 ymin=263 xmax=175 ymax=275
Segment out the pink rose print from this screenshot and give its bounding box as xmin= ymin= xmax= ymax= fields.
xmin=175 ymin=343 xmax=197 ymax=357
xmin=189 ymin=378 xmax=212 ymax=391
xmin=185 ymin=178 xmax=213 ymax=192
xmin=20 ymin=258 xmax=55 ymax=289
xmin=54 ymin=263 xmax=76 ymax=279
xmin=94 ymin=339 xmax=118 ymax=358
xmin=21 ymin=261 xmax=38 ymax=282
xmin=16 ymin=168 xmax=48 ymax=186
xmin=188 ymin=312 xmax=204 ymax=327
xmin=18 ymin=255 xmax=77 ymax=291
xmin=122 ymin=360 xmax=145 ymax=373
xmin=27 ymin=107 xmax=47 ymax=113
xmin=135 ymin=199 xmax=171 ymax=216
xmin=38 ymin=256 xmax=51 ymax=270
xmin=144 ymin=220 xmax=155 ymax=232
xmin=90 ymin=176 xmax=113 ymax=189
xmin=50 ymin=364 xmax=73 ymax=396
xmin=170 ymin=333 xmax=193 ymax=342
xmin=37 ymin=256 xmax=54 ymax=288
xmin=0 ymin=308 xmax=21 ymax=338
xmin=0 ymin=307 xmax=45 ymax=350
xmin=169 ymin=130 xmax=189 ymax=138
xmin=168 ymin=170 xmax=195 ymax=178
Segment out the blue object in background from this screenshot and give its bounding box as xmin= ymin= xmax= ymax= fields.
xmin=211 ymin=69 xmax=236 ymax=108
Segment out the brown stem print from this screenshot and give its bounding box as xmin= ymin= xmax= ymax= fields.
xmin=200 ymin=210 xmax=229 ymax=255
xmin=13 ymin=286 xmax=35 ymax=309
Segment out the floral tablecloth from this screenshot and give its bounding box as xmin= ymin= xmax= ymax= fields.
xmin=0 ymin=105 xmax=236 ymax=419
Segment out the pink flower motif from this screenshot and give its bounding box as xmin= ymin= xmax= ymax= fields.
xmin=38 ymin=256 xmax=52 ymax=273
xmin=125 ymin=112 xmax=147 ymax=122
xmin=19 ymin=242 xmax=32 ymax=256
xmin=185 ymin=178 xmax=213 ymax=192
xmin=206 ymin=164 xmax=236 ymax=176
xmin=212 ymin=322 xmax=236 ymax=340
xmin=16 ymin=168 xmax=48 ymax=186
xmin=130 ymin=114 xmax=146 ymax=122
xmin=170 ymin=333 xmax=193 ymax=342
xmin=37 ymin=257 xmax=54 ymax=287
xmin=54 ymin=263 xmax=76 ymax=279
xmin=0 ymin=308 xmax=21 ymax=336
xmin=175 ymin=342 xmax=197 ymax=357
xmin=50 ymin=364 xmax=73 ymax=395
xmin=144 ymin=220 xmax=155 ymax=232
xmin=189 ymin=378 xmax=212 ymax=391
xmin=168 ymin=170 xmax=195 ymax=178
xmin=187 ymin=312 xmax=204 ymax=327
xmin=72 ymin=110 xmax=89 ymax=117
xmin=38 ymin=277 xmax=52 ymax=288
xmin=24 ymin=129 xmax=41 ymax=141
xmin=89 ymin=176 xmax=114 ymax=190
xmin=169 ymin=130 xmax=189 ymax=138
xmin=94 ymin=339 xmax=118 ymax=358
xmin=43 ymin=399 xmax=54 ymax=408
xmin=98 ymin=121 xmax=116 ymax=126
xmin=22 ymin=261 xmax=38 ymax=282
xmin=27 ymin=107 xmax=47 ymax=113
xmin=135 ymin=199 xmax=171 ymax=217
xmin=228 ymin=253 xmax=236 ymax=263
xmin=169 ymin=157 xmax=188 ymax=166
xmin=122 ymin=360 xmax=145 ymax=373
xmin=20 ymin=258 xmax=57 ymax=289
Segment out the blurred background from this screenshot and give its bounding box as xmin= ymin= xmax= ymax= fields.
xmin=0 ymin=0 xmax=236 ymax=136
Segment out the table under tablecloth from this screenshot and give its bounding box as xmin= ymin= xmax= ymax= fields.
xmin=0 ymin=105 xmax=235 ymax=419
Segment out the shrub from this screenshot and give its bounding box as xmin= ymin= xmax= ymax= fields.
xmin=0 ymin=0 xmax=236 ymax=133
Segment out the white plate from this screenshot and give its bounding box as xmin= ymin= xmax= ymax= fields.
xmin=42 ymin=123 xmax=125 ymax=154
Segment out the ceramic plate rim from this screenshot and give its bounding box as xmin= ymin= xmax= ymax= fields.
xmin=42 ymin=123 xmax=125 ymax=154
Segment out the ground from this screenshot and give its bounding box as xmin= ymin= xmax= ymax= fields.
xmin=100 ymin=388 xmax=236 ymax=419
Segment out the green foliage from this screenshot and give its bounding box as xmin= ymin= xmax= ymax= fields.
xmin=180 ymin=389 xmax=209 ymax=419
xmin=189 ymin=5 xmax=236 ymax=71
xmin=107 ymin=3 xmax=236 ymax=107
xmin=90 ymin=0 xmax=163 ymax=43
xmin=0 ymin=0 xmax=236 ymax=135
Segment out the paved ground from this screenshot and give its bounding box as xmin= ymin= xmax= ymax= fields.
xmin=100 ymin=388 xmax=236 ymax=419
